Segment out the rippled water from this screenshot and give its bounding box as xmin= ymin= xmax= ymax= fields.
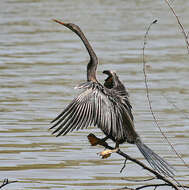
xmin=0 ymin=0 xmax=189 ymax=189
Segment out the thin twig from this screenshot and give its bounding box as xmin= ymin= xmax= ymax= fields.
xmin=88 ymin=133 xmax=180 ymax=190
xmin=123 ymin=177 xmax=155 ymax=182
xmin=120 ymin=158 xmax=127 ymax=173
xmin=0 ymin=179 xmax=17 ymax=189
xmin=164 ymin=0 xmax=189 ymax=54
xmin=113 ymin=187 xmax=135 ymax=190
xmin=142 ymin=19 xmax=189 ymax=176
xmin=136 ymin=183 xmax=189 ymax=190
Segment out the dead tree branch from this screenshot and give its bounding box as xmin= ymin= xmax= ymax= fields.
xmin=88 ymin=133 xmax=180 ymax=190
xmin=115 ymin=184 xmax=189 ymax=190
xmin=123 ymin=176 xmax=155 ymax=182
xmin=142 ymin=19 xmax=180 ymax=167
xmin=136 ymin=183 xmax=189 ymax=190
xmin=164 ymin=0 xmax=189 ymax=54
xmin=142 ymin=19 xmax=189 ymax=171
xmin=0 ymin=179 xmax=17 ymax=189
xmin=120 ymin=158 xmax=127 ymax=173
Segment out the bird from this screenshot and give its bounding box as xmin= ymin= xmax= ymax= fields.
xmin=50 ymin=19 xmax=174 ymax=177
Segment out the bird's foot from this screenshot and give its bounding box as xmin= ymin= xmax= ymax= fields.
xmin=98 ymin=148 xmax=119 ymax=159
xmin=87 ymin=133 xmax=108 ymax=147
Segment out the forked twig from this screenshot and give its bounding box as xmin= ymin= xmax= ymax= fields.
xmin=0 ymin=178 xmax=17 ymax=189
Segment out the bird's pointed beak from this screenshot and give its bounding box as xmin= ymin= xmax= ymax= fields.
xmin=53 ymin=19 xmax=67 ymax=26
xmin=103 ymin=70 xmax=111 ymax=75
xmin=103 ymin=70 xmax=114 ymax=77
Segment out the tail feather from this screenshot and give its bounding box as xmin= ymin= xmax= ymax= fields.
xmin=136 ymin=139 xmax=175 ymax=177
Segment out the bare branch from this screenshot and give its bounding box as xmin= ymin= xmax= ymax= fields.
xmin=123 ymin=177 xmax=155 ymax=182
xmin=88 ymin=133 xmax=180 ymax=190
xmin=142 ymin=19 xmax=189 ymax=173
xmin=136 ymin=183 xmax=189 ymax=190
xmin=0 ymin=179 xmax=17 ymax=189
xmin=164 ymin=0 xmax=189 ymax=54
xmin=120 ymin=158 xmax=127 ymax=173
xmin=114 ymin=184 xmax=189 ymax=190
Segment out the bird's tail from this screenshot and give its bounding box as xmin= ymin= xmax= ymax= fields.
xmin=136 ymin=139 xmax=175 ymax=177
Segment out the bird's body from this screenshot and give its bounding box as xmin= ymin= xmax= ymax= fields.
xmin=51 ymin=19 xmax=174 ymax=177
xmin=51 ymin=79 xmax=137 ymax=145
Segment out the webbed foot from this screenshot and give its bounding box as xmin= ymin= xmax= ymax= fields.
xmin=98 ymin=148 xmax=119 ymax=159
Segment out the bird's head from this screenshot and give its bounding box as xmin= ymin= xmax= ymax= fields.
xmin=103 ymin=70 xmax=116 ymax=76
xmin=53 ymin=19 xmax=81 ymax=34
xmin=103 ymin=70 xmax=117 ymax=89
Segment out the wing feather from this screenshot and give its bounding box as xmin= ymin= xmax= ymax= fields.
xmin=50 ymin=81 xmax=136 ymax=143
xmin=52 ymin=102 xmax=80 ymax=135
xmin=50 ymin=87 xmax=95 ymax=136
xmin=58 ymin=103 xmax=88 ymax=136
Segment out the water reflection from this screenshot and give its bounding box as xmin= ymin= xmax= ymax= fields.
xmin=0 ymin=0 xmax=189 ymax=189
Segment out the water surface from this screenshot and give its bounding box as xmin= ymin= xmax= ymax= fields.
xmin=0 ymin=0 xmax=189 ymax=189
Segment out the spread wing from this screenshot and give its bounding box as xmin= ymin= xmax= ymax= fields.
xmin=50 ymin=87 xmax=95 ymax=136
xmin=50 ymin=82 xmax=135 ymax=142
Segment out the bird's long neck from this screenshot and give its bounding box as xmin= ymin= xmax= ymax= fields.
xmin=76 ymin=30 xmax=98 ymax=82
